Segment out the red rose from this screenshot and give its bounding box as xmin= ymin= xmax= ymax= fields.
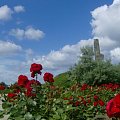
xmin=25 ymin=87 xmax=36 ymax=97
xmin=94 ymin=101 xmax=98 ymax=106
xmin=17 ymin=75 xmax=29 ymax=87
xmin=87 ymin=99 xmax=91 ymax=104
xmin=25 ymin=79 xmax=41 ymax=89
xmin=30 ymin=79 xmax=41 ymax=85
xmin=7 ymin=93 xmax=17 ymax=98
xmin=75 ymin=101 xmax=80 ymax=106
xmin=111 ymin=84 xmax=120 ymax=91
xmin=0 ymin=85 xmax=5 ymax=90
xmin=64 ymin=97 xmax=69 ymax=100
xmin=81 ymin=84 xmax=88 ymax=91
xmin=25 ymin=79 xmax=41 ymax=97
xmin=43 ymin=72 xmax=54 ymax=82
xmin=31 ymin=72 xmax=35 ymax=78
xmin=94 ymin=95 xmax=99 ymax=100
xmin=98 ymin=100 xmax=104 ymax=106
xmin=106 ymin=94 xmax=120 ymax=118
xmin=25 ymin=91 xmax=36 ymax=97
xmin=69 ymin=96 xmax=73 ymax=100
xmin=14 ymin=89 xmax=20 ymax=94
xmin=83 ymin=100 xmax=87 ymax=106
xmin=30 ymin=63 xmax=42 ymax=78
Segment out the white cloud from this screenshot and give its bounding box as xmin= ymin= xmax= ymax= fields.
xmin=25 ymin=48 xmax=34 ymax=56
xmin=9 ymin=27 xmax=45 ymax=40
xmin=25 ymin=27 xmax=44 ymax=40
xmin=110 ymin=47 xmax=120 ymax=62
xmin=0 ymin=47 xmax=37 ymax=84
xmin=0 ymin=5 xmax=13 ymax=21
xmin=0 ymin=42 xmax=23 ymax=84
xmin=23 ymin=39 xmax=93 ymax=76
xmin=0 ymin=59 xmax=28 ymax=84
xmin=112 ymin=0 xmax=120 ymax=5
xmin=14 ymin=5 xmax=25 ymax=13
xmin=110 ymin=47 xmax=120 ymax=57
xmin=91 ymin=0 xmax=120 ymax=44
xmin=0 ymin=5 xmax=25 ymax=21
xmin=9 ymin=29 xmax=24 ymax=39
xmin=93 ymin=37 xmax=117 ymax=50
xmin=91 ymin=0 xmax=120 ymax=62
xmin=0 ymin=40 xmax=22 ymax=55
xmin=25 ymin=48 xmax=34 ymax=60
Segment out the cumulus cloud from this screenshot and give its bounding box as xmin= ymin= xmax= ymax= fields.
xmin=25 ymin=48 xmax=34 ymax=60
xmin=0 ymin=5 xmax=13 ymax=21
xmin=0 ymin=59 xmax=29 ymax=84
xmin=9 ymin=27 xmax=45 ymax=40
xmin=0 ymin=5 xmax=25 ymax=21
xmin=22 ymin=39 xmax=93 ymax=76
xmin=0 ymin=47 xmax=38 ymax=84
xmin=9 ymin=29 xmax=24 ymax=39
xmin=0 ymin=40 xmax=22 ymax=55
xmin=112 ymin=0 xmax=120 ymax=5
xmin=14 ymin=5 xmax=25 ymax=13
xmin=0 ymin=63 xmax=19 ymax=84
xmin=0 ymin=41 xmax=23 ymax=84
xmin=91 ymin=0 xmax=120 ymax=62
xmin=25 ymin=27 xmax=44 ymax=40
xmin=110 ymin=47 xmax=120 ymax=63
xmin=91 ymin=0 xmax=120 ymax=44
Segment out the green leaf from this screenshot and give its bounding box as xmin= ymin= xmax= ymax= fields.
xmin=55 ymin=99 xmax=61 ymax=104
xmin=27 ymin=98 xmax=36 ymax=106
xmin=57 ymin=108 xmax=63 ymax=114
xmin=0 ymin=111 xmax=4 ymax=118
xmin=35 ymin=115 xmax=41 ymax=120
xmin=61 ymin=114 xmax=67 ymax=120
xmin=2 ymin=102 xmax=11 ymax=109
xmin=87 ymin=106 xmax=94 ymax=111
xmin=24 ymin=112 xmax=33 ymax=120
xmin=53 ymin=114 xmax=60 ymax=119
xmin=52 ymin=107 xmax=56 ymax=111
xmin=66 ymin=105 xmax=74 ymax=111
xmin=14 ymin=116 xmax=25 ymax=120
xmin=18 ymin=101 xmax=26 ymax=107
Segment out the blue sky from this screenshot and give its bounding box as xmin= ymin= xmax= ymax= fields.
xmin=0 ymin=0 xmax=120 ymax=84
xmin=0 ymin=0 xmax=113 ymax=53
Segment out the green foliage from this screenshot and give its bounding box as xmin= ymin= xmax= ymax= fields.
xmin=1 ymin=82 xmax=120 ymax=120
xmin=0 ymin=84 xmax=69 ymax=120
xmin=68 ymin=46 xmax=120 ymax=85
xmin=0 ymin=61 xmax=120 ymax=120
xmin=54 ymin=72 xmax=74 ymax=88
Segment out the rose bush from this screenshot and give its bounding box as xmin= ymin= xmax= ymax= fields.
xmin=0 ymin=63 xmax=120 ymax=120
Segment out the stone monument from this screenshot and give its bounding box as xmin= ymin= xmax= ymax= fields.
xmin=94 ymin=39 xmax=104 ymax=61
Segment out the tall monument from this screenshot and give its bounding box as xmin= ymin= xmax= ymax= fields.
xmin=94 ymin=39 xmax=104 ymax=61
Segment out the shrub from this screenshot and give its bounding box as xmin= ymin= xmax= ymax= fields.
xmin=68 ymin=46 xmax=120 ymax=85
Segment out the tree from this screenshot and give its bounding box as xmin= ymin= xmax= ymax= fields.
xmin=68 ymin=46 xmax=120 ymax=85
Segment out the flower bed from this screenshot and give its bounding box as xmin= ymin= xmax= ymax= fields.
xmin=0 ymin=63 xmax=120 ymax=120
